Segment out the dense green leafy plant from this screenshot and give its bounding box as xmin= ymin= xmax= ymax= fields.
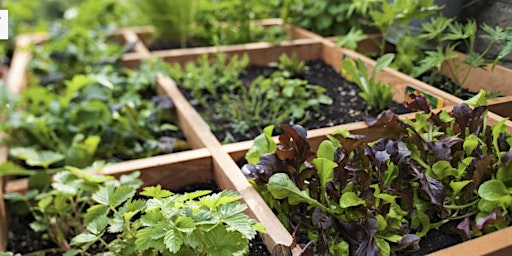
xmin=29 ymin=28 xmax=126 ymax=88
xmin=269 ymin=53 xmax=308 ymax=77
xmin=71 ymin=185 xmax=265 ymax=256
xmin=4 ymin=166 xmax=140 ymax=253
xmin=131 ymin=0 xmax=198 ymax=48
xmin=0 ymin=58 xmax=186 ymax=172
xmin=170 ymin=52 xmax=332 ymax=143
xmin=194 ymin=0 xmax=287 ymax=46
xmin=411 ymin=17 xmax=512 ymax=98
xmin=280 ymin=0 xmax=364 ymax=36
xmin=349 ymin=0 xmax=441 ymax=56
xmin=5 ymin=167 xmax=264 ymax=255
xmin=341 ymin=53 xmax=395 ymax=111
xmin=242 ymin=91 xmax=512 ymax=255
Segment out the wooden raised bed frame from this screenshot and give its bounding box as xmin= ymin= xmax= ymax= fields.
xmin=307 ymin=31 xmax=512 ymax=102
xmin=4 ymin=21 xmax=512 ymax=255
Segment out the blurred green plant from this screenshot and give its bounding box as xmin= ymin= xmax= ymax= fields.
xmin=131 ymin=0 xmax=198 ymax=48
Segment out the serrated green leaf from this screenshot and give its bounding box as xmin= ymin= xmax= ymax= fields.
xmin=202 ymin=225 xmax=248 ymax=256
xmin=140 ymin=185 xmax=173 ymax=199
xmin=84 ymin=204 xmax=109 ymax=226
xmin=109 ymin=185 xmax=136 ymax=208
xmin=223 ymin=213 xmax=257 ymax=240
xmin=87 ymin=215 xmax=109 ymax=235
xmin=164 ymin=228 xmax=184 ymax=253
xmin=70 ymin=233 xmax=98 ymax=245
xmin=92 ymin=186 xmax=113 ymax=206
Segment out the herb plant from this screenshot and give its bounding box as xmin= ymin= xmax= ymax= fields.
xmin=349 ymin=0 xmax=441 ymax=56
xmin=341 ymin=53 xmax=395 ymax=112
xmin=242 ymin=91 xmax=512 ymax=255
xmin=170 ymin=52 xmax=332 ymax=143
xmin=411 ymin=17 xmax=512 ymax=98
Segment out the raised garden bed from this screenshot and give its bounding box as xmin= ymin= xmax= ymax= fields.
xmin=157 ymin=39 xmax=461 ymax=143
xmin=219 ymin=104 xmax=512 ymax=256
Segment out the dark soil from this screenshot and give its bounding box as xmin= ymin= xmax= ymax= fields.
xmin=179 ymin=59 xmax=410 ymax=143
xmin=397 ymin=221 xmax=463 ymax=255
xmin=6 ymin=180 xmax=271 ymax=256
xmin=419 ymin=72 xmax=478 ymax=100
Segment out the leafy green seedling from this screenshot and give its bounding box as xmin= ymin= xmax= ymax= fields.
xmin=342 ymin=53 xmax=395 ymax=111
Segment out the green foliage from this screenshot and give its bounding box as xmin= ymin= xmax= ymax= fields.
xmin=171 ymin=53 xmax=332 ymax=143
xmin=243 ymin=92 xmax=512 ymax=254
xmin=341 ymin=53 xmax=395 ymax=111
xmin=282 ymin=0 xmax=364 ymax=36
xmin=4 ymin=166 xmax=133 ymax=251
xmin=72 ymin=184 xmax=264 ymax=255
xmin=269 ymin=53 xmax=308 ymax=77
xmin=411 ymin=17 xmax=512 ymax=98
xmin=335 ymin=27 xmax=368 ymax=51
xmin=131 ymin=0 xmax=198 ymax=48
xmin=350 ymin=0 xmax=441 ymax=55
xmin=0 ymin=58 xmax=185 ymax=171
xmin=6 ymin=168 xmax=264 ymax=255
xmin=194 ymin=0 xmax=286 ymax=46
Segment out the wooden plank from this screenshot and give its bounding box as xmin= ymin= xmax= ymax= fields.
xmin=443 ymin=53 xmax=512 ymax=96
xmin=427 ymin=226 xmax=512 ymax=256
xmin=152 ymin=39 xmax=321 ymax=67
xmin=488 ymin=96 xmax=512 ymax=119
xmin=120 ymin=29 xmax=151 ymax=57
xmin=157 ymin=73 xmax=301 ymax=254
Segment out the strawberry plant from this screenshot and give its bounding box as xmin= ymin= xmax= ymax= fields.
xmin=5 ymin=167 xmax=265 ymax=255
xmin=242 ymin=91 xmax=512 ymax=255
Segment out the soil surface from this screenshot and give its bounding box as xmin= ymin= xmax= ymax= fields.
xmin=180 ymin=59 xmax=410 ymax=143
xmin=6 ymin=180 xmax=270 ymax=256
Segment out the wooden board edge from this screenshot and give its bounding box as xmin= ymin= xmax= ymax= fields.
xmin=427 ymin=226 xmax=512 ymax=256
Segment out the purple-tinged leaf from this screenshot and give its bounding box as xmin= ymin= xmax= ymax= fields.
xmin=469 ymin=156 xmax=493 ymax=190
xmin=412 ymin=164 xmax=446 ymax=206
xmin=452 ymin=103 xmax=473 ymax=129
xmin=271 ymin=244 xmax=292 ymax=256
xmin=502 ymin=151 xmax=512 ymax=163
xmin=476 ymin=210 xmax=503 ymax=230
xmin=395 ymin=234 xmax=421 ymax=252
xmin=363 ymin=110 xmax=400 ymax=128
xmin=152 ymin=95 xmax=174 ymax=110
xmin=456 ymin=217 xmax=471 ymax=241
xmin=337 ymin=219 xmax=379 ymax=256
xmin=157 ymin=136 xmax=177 ymax=153
xmin=405 ymin=93 xmax=431 ymax=113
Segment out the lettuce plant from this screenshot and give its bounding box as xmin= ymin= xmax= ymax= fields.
xmin=242 ymin=91 xmax=512 ymax=255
